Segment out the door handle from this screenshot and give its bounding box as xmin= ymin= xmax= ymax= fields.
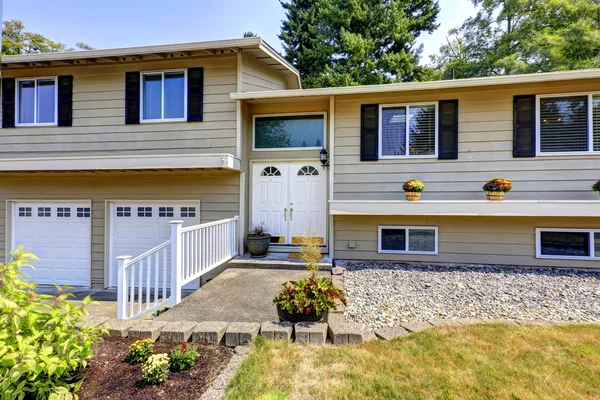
xmin=284 ymin=207 xmax=287 ymax=221
xmin=289 ymin=207 xmax=293 ymax=221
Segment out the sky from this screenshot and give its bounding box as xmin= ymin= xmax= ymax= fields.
xmin=4 ymin=0 xmax=476 ymax=65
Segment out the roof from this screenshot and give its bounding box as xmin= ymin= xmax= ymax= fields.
xmin=2 ymin=37 xmax=302 ymax=89
xmin=230 ymin=68 xmax=600 ymax=100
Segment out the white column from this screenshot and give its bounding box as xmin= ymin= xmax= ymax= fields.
xmin=116 ymin=255 xmax=131 ymax=319
xmin=169 ymin=220 xmax=184 ymax=306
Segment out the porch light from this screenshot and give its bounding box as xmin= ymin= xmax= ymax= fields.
xmin=320 ymin=147 xmax=330 ymax=168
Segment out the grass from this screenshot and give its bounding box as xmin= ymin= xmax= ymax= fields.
xmin=224 ymin=323 xmax=600 ymax=400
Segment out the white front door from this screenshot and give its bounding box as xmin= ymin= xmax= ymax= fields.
xmin=252 ymin=161 xmax=327 ymax=246
xmin=109 ymin=202 xmax=200 ymax=287
xmin=13 ymin=202 xmax=92 ymax=286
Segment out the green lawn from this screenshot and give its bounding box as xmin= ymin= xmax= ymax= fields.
xmin=225 ymin=323 xmax=600 ymax=400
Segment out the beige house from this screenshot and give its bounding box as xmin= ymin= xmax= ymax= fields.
xmin=1 ymin=37 xmax=599 ymax=290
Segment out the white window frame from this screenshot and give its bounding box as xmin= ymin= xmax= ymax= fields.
xmin=379 ymin=102 xmax=439 ymax=159
xmin=535 ymin=228 xmax=600 ymax=260
xmin=252 ymin=112 xmax=327 ymax=151
xmin=536 ymin=92 xmax=600 ymax=155
xmin=15 ymin=77 xmax=58 ymax=127
xmin=140 ymin=69 xmax=187 ymax=123
xmin=378 ymin=225 xmax=439 ymax=255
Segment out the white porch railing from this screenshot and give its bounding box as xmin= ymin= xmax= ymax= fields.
xmin=117 ymin=216 xmax=239 ymax=320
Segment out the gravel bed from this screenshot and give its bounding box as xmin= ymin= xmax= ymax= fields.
xmin=343 ymin=262 xmax=600 ymax=331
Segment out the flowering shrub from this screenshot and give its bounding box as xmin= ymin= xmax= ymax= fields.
xmin=402 ymin=179 xmax=425 ymax=193
xmin=482 ymin=177 xmax=514 ymax=193
xmin=273 ymin=277 xmax=346 ymax=317
xmin=141 ymin=353 xmax=170 ymax=385
xmin=125 ymin=339 xmax=154 ymax=364
xmin=169 ymin=343 xmax=199 ymax=371
xmin=592 ymin=180 xmax=600 ymax=191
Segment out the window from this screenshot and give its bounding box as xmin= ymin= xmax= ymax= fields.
xmin=538 ymin=94 xmax=600 ymax=154
xmin=260 ymin=166 xmax=282 ymax=177
xmin=18 ymin=207 xmax=32 ymax=217
xmin=141 ymin=71 xmax=186 ymax=121
xmin=380 ymin=104 xmax=437 ymax=157
xmin=298 ymin=166 xmax=319 ymax=176
xmin=38 ymin=207 xmax=51 ymax=217
xmin=77 ymin=207 xmax=91 ymax=218
xmin=57 ymin=207 xmax=71 ymax=217
xmin=180 ymin=207 xmax=196 ymax=218
xmin=536 ymin=229 xmax=600 ymax=259
xmin=137 ymin=207 xmax=152 ymax=217
xmin=253 ymin=113 xmax=326 ymax=150
xmin=378 ymin=226 xmax=438 ymax=254
xmin=116 ymin=207 xmax=131 ymax=217
xmin=16 ymin=78 xmax=57 ymax=125
xmin=159 ymin=207 xmax=174 ymax=217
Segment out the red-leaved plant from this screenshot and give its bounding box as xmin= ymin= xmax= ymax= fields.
xmin=273 ymin=276 xmax=346 ymax=316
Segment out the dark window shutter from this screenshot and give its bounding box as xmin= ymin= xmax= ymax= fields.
xmin=513 ymin=95 xmax=536 ymax=157
xmin=187 ymin=67 xmax=204 ymax=122
xmin=2 ymin=78 xmax=16 ymax=128
xmin=57 ymin=75 xmax=73 ymax=127
xmin=360 ymin=104 xmax=379 ymax=161
xmin=438 ymin=99 xmax=459 ymax=159
xmin=125 ymin=71 xmax=140 ymax=125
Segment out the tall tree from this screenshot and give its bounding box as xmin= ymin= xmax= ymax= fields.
xmin=430 ymin=0 xmax=600 ymax=79
xmin=279 ymin=0 xmax=440 ymax=88
xmin=2 ymin=19 xmax=94 ymax=55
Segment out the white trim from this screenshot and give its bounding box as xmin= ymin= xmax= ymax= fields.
xmin=252 ymin=112 xmax=327 ymax=151
xmin=378 ymin=102 xmax=438 ymax=159
xmin=535 ymin=92 xmax=600 ymax=156
xmin=535 ymin=228 xmax=600 ymax=260
xmin=15 ymin=77 xmax=58 ymax=127
xmin=328 ymin=95 xmax=335 ymax=259
xmin=140 ymin=69 xmax=187 ymax=123
xmin=378 ymin=225 xmax=439 ymax=255
xmin=0 ymin=153 xmax=241 ymax=172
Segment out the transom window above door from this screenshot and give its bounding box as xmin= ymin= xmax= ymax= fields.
xmin=253 ymin=113 xmax=326 ymax=150
xmin=380 ymin=103 xmax=437 ymax=157
xmin=142 ymin=71 xmax=186 ymax=122
xmin=261 ymin=166 xmax=282 ymax=176
xmin=16 ymin=77 xmax=57 ymax=125
xmin=298 ymin=166 xmax=319 ymax=176
xmin=538 ymin=94 xmax=600 ymax=154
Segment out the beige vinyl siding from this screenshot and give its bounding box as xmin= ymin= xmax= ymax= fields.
xmin=0 ymin=170 xmax=240 ymax=288
xmin=334 ymin=78 xmax=600 ymax=201
xmin=0 ymin=56 xmax=238 ymax=158
xmin=335 ymin=215 xmax=600 ymax=269
xmin=241 ymin=52 xmax=286 ymax=92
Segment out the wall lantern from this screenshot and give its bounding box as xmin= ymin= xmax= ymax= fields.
xmin=320 ymin=147 xmax=330 ymax=169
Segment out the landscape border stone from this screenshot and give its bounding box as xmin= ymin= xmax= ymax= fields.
xmin=192 ymin=321 xmax=229 ymax=345
xmin=260 ymin=321 xmax=294 ymax=341
xmin=225 ymin=322 xmax=261 ymax=347
xmin=295 ymin=322 xmax=328 ymax=344
xmin=159 ymin=321 xmax=198 ymax=342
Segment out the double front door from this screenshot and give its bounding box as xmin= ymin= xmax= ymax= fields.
xmin=252 ymin=161 xmax=327 ymax=247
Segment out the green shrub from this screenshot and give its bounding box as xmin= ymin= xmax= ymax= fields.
xmin=273 ymin=276 xmax=346 ymax=316
xmin=0 ymin=246 xmax=107 ymax=399
xmin=169 ymin=343 xmax=199 ymax=371
xmin=141 ymin=353 xmax=170 ymax=384
xmin=125 ymin=339 xmax=154 ymax=364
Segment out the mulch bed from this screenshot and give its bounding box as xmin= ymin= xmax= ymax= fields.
xmin=77 ymin=336 xmax=233 ymax=400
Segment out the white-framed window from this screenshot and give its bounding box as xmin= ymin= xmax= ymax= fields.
xmin=379 ymin=103 xmax=438 ymax=158
xmin=253 ymin=112 xmax=326 ymax=151
xmin=537 ymin=93 xmax=600 ymax=154
xmin=16 ymin=77 xmax=58 ymax=126
xmin=536 ymin=228 xmax=600 ymax=260
xmin=141 ymin=70 xmax=186 ymax=122
xmin=378 ymin=226 xmax=438 ymax=254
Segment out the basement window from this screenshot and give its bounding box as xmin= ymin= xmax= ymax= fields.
xmin=378 ymin=226 xmax=438 ymax=254
xmin=536 ymin=229 xmax=600 ymax=259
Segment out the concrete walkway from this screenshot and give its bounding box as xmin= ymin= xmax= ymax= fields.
xmin=156 ymin=268 xmax=327 ymax=323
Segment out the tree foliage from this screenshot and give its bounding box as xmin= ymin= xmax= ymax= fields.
xmin=2 ymin=19 xmax=95 ymax=55
xmin=430 ymin=0 xmax=600 ymax=79
xmin=279 ymin=0 xmax=440 ymax=87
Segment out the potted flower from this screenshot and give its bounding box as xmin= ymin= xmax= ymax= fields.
xmin=482 ymin=177 xmax=514 ymax=201
xmin=246 ymin=223 xmax=271 ymax=258
xmin=402 ymin=179 xmax=425 ymax=201
xmin=273 ymin=233 xmax=346 ymax=322
xmin=592 ymin=180 xmax=600 ymax=197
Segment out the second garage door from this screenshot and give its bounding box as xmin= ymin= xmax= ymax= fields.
xmin=109 ymin=202 xmax=200 ymax=287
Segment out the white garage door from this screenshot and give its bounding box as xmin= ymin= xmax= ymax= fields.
xmin=109 ymin=202 xmax=200 ymax=287
xmin=13 ymin=202 xmax=92 ymax=286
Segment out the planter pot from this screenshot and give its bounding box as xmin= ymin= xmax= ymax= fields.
xmin=485 ymin=191 xmax=505 ymax=201
xmin=246 ymin=235 xmax=271 ymax=258
xmin=597 ymin=191 xmax=600 ymax=197
xmin=405 ymin=192 xmax=421 ymax=201
xmin=277 ymin=305 xmax=329 ymax=323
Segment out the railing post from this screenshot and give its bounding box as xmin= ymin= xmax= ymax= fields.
xmin=169 ymin=220 xmax=184 ymax=306
xmin=116 ymin=255 xmax=132 ymax=319
xmin=233 ymin=216 xmax=239 ymax=256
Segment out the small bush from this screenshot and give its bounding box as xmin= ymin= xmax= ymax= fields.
xmin=297 ymin=232 xmax=323 ymax=278
xmin=169 ymin=343 xmax=199 ymax=371
xmin=0 ymin=246 xmax=106 ymax=399
xmin=273 ymin=277 xmax=346 ymax=316
xmin=141 ymin=353 xmax=170 ymax=385
xmin=126 ymin=339 xmax=154 ymax=364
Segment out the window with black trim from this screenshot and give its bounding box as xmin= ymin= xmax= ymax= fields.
xmin=37 ymin=207 xmax=51 ymax=217
xmin=378 ymin=226 xmax=438 ymax=254
xmin=137 ymin=207 xmax=152 ymax=217
xmin=18 ymin=207 xmax=32 ymax=217
xmin=57 ymin=207 xmax=71 ymax=217
xmin=537 ymin=229 xmax=600 ymax=259
xmin=17 ymin=77 xmax=57 ymax=125
xmin=181 ymin=207 xmax=196 ymax=218
xmin=159 ymin=207 xmax=174 ymax=217
xmin=380 ymin=103 xmax=437 ymax=157
xmin=116 ymin=207 xmax=131 ymax=217
xmin=142 ymin=71 xmax=186 ymax=122
xmin=77 ymin=207 xmax=91 ymax=218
